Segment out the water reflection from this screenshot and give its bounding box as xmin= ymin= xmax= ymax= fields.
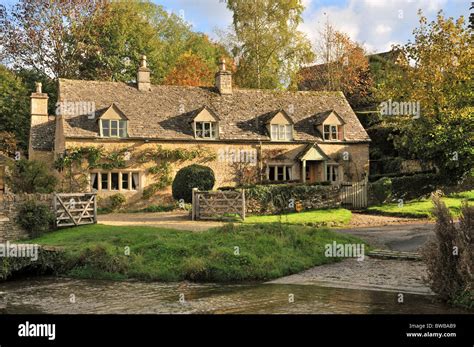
xmin=0 ymin=277 xmax=467 ymax=314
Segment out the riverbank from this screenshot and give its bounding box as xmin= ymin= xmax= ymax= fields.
xmin=14 ymin=223 xmax=365 ymax=283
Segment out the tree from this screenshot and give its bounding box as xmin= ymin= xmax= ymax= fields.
xmin=0 ymin=0 xmax=108 ymax=79
xmin=225 ymin=0 xmax=314 ymax=89
xmin=378 ymin=11 xmax=473 ymax=183
xmin=8 ymin=159 xmax=58 ymax=194
xmin=0 ymin=66 xmax=30 ymax=149
xmin=164 ymin=52 xmax=214 ymax=86
xmin=298 ymin=22 xmax=373 ymax=108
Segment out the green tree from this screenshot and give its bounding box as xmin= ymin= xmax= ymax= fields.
xmin=8 ymin=159 xmax=58 ymax=194
xmin=378 ymin=11 xmax=473 ymax=183
xmin=0 ymin=66 xmax=30 ymax=149
xmin=225 ymin=0 xmax=314 ymax=89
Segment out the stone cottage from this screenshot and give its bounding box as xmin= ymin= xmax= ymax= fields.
xmin=29 ymin=56 xmax=370 ymax=198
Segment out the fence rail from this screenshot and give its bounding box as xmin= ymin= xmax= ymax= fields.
xmin=192 ymin=188 xmax=245 ymax=221
xmin=54 ymin=193 xmax=97 ymax=228
xmin=340 ymin=177 xmax=368 ymax=209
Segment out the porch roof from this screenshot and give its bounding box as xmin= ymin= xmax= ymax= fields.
xmin=296 ymin=144 xmax=330 ymax=161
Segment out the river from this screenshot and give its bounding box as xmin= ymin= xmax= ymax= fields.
xmin=0 ymin=277 xmax=467 ymax=314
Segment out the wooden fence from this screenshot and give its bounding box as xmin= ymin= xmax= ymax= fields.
xmin=54 ymin=193 xmax=97 ymax=228
xmin=192 ymin=188 xmax=245 ymax=221
xmin=340 ymin=177 xmax=368 ymax=209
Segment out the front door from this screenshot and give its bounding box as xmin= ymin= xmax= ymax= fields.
xmin=305 ymin=161 xmax=318 ymax=183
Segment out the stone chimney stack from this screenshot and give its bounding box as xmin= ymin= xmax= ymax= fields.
xmin=215 ymin=58 xmax=232 ymax=95
xmin=30 ymin=82 xmax=49 ymax=125
xmin=137 ymin=55 xmax=151 ymax=91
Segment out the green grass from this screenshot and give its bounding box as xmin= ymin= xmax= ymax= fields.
xmin=26 ymin=223 xmax=364 ymax=282
xmin=367 ymin=190 xmax=473 ymax=219
xmin=244 ymin=208 xmax=352 ymax=226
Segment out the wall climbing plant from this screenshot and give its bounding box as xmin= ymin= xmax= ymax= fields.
xmin=54 ymin=145 xmax=216 ymax=195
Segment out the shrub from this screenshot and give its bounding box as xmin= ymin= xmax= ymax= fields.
xmin=172 ymin=164 xmax=215 ymax=203
xmin=391 ymin=173 xmax=442 ymax=200
xmin=16 ymin=200 xmax=55 ymax=238
xmin=370 ymin=177 xmax=392 ymax=204
xmin=109 ymin=193 xmax=126 ymax=211
xmin=422 ymin=196 xmax=473 ymax=309
xmin=9 ymin=159 xmax=58 ymax=193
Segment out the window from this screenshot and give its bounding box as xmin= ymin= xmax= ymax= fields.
xmin=270 ymin=124 xmax=293 ymax=141
xmin=195 ymin=122 xmax=217 ymax=139
xmin=91 ymin=172 xmax=140 ymax=191
xmin=326 ymin=165 xmax=339 ymax=182
xmin=323 ymin=124 xmax=343 ymax=141
xmin=268 ymin=165 xmax=292 ymax=181
xmin=101 ymin=120 xmax=127 ymax=138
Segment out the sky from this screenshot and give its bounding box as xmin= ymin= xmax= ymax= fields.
xmin=1 ymin=0 xmax=470 ymax=54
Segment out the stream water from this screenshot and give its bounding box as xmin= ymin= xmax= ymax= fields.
xmin=0 ymin=277 xmax=467 ymax=314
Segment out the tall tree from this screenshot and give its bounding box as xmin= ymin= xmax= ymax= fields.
xmin=378 ymin=11 xmax=473 ymax=182
xmin=225 ymin=0 xmax=314 ymax=89
xmin=164 ymin=52 xmax=213 ymax=86
xmin=298 ymin=21 xmax=373 ymax=108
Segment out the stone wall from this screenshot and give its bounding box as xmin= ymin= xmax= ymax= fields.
xmin=0 ymin=193 xmax=53 ymax=242
xmin=245 ymin=184 xmax=342 ymax=215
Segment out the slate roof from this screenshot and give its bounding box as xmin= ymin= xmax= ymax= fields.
xmin=30 ymin=120 xmax=56 ymax=151
xmin=51 ymin=79 xmax=369 ymax=144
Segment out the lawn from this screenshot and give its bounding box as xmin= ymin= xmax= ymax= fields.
xmin=25 ymin=223 xmax=364 ymax=282
xmin=244 ymin=208 xmax=352 ymax=226
xmin=366 ymin=190 xmax=473 ymax=219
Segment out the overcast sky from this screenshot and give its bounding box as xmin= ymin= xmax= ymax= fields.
xmin=2 ymin=0 xmax=470 ymax=54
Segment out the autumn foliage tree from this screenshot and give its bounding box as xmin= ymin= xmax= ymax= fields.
xmin=378 ymin=11 xmax=473 ymax=183
xmin=298 ymin=22 xmax=373 ymax=108
xmin=164 ymin=52 xmax=213 ymax=86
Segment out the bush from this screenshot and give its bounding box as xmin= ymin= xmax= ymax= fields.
xmin=370 ymin=177 xmax=392 ymax=204
xmin=391 ymin=173 xmax=442 ymax=200
xmin=16 ymin=200 xmax=55 ymax=238
xmin=172 ymin=164 xmax=215 ymax=203
xmin=109 ymin=193 xmax=126 ymax=211
xmin=422 ymin=197 xmax=473 ymax=309
xmin=9 ymin=159 xmax=58 ymax=193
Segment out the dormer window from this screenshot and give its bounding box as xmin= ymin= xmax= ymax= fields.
xmin=314 ymin=110 xmax=345 ymax=142
xmin=98 ymin=103 xmax=128 ymax=138
xmin=191 ymin=106 xmax=220 ymax=140
xmin=101 ymin=119 xmax=127 ymax=138
xmin=266 ymin=110 xmax=294 ymax=141
xmin=271 ymin=124 xmax=293 ymax=141
xmin=323 ymin=124 xmax=343 ymax=140
xmin=195 ymin=121 xmax=217 ymax=139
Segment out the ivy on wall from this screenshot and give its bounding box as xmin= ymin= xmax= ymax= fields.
xmin=54 ymin=145 xmax=216 ymax=195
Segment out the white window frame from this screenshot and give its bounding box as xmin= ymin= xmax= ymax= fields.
xmin=323 ymin=124 xmax=343 ymax=141
xmin=100 ymin=119 xmax=128 ymax=138
xmin=326 ymin=165 xmax=339 ymax=182
xmin=270 ymin=124 xmax=293 ymax=141
xmin=195 ymin=121 xmax=217 ymax=139
xmin=91 ymin=171 xmax=140 ymax=192
xmin=267 ymin=165 xmax=293 ymax=182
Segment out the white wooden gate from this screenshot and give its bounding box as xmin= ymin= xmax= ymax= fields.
xmin=191 ymin=188 xmax=246 ymax=221
xmin=340 ymin=177 xmax=368 ymax=209
xmin=54 ymin=193 xmax=97 ymax=227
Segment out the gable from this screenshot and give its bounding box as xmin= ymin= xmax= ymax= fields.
xmin=298 ymin=144 xmax=330 ymax=161
xmin=268 ymin=110 xmax=293 ymax=125
xmin=323 ymin=111 xmax=345 ymax=125
xmin=99 ymin=103 xmax=128 ymax=121
xmin=193 ymin=107 xmax=219 ymax=122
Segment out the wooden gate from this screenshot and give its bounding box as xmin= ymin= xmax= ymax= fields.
xmin=192 ymin=188 xmax=245 ymax=221
xmin=340 ymin=177 xmax=368 ymax=209
xmin=54 ymin=193 xmax=97 ymax=227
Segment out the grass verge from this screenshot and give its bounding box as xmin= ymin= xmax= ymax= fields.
xmin=26 ymin=223 xmax=365 ymax=282
xmin=366 ymin=190 xmax=473 ymax=219
xmin=244 ymin=208 xmax=352 ymax=226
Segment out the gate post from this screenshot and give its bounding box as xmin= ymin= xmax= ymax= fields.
xmin=191 ymin=188 xmax=198 ymax=221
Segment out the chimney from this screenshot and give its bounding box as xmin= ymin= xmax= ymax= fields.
xmin=215 ymin=58 xmax=232 ymax=95
xmin=137 ymin=55 xmax=151 ymax=91
xmin=30 ymin=82 xmax=49 ymax=126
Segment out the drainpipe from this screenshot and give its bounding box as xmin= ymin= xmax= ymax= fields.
xmin=257 ymin=138 xmax=263 ymax=183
